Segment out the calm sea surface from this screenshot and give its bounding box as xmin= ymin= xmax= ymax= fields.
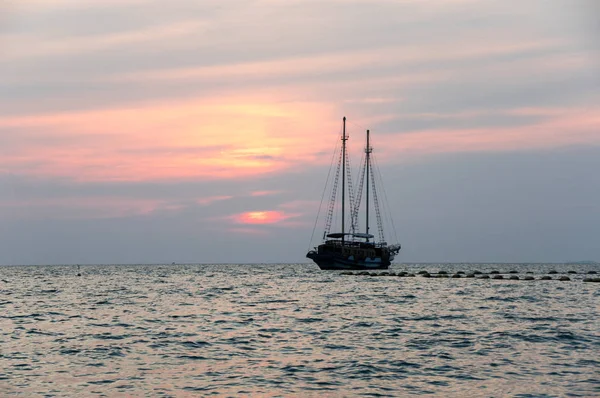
xmin=1 ymin=263 xmax=598 ymax=397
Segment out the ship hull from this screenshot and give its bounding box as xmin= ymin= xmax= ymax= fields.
xmin=307 ymin=252 xmax=390 ymax=270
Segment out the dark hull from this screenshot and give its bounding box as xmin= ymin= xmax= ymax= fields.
xmin=307 ymin=252 xmax=390 ymax=270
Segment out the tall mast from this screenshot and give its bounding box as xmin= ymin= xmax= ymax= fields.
xmin=341 ymin=117 xmax=347 ymax=245
xmin=365 ymin=129 xmax=371 ymax=242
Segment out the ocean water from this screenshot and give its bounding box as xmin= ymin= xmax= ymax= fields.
xmin=1 ymin=263 xmax=599 ymax=397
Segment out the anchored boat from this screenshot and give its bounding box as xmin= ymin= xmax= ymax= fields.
xmin=307 ymin=117 xmax=400 ymax=270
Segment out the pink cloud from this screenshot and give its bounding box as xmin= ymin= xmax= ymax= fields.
xmin=249 ymin=190 xmax=283 ymax=197
xmin=0 ymin=96 xmax=338 ymax=182
xmin=376 ymin=107 xmax=600 ymax=159
xmin=197 ymin=195 xmax=234 ymax=206
xmin=0 ymin=197 xmax=166 ymax=219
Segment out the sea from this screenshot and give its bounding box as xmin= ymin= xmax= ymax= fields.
xmin=1 ymin=263 xmax=598 ymax=397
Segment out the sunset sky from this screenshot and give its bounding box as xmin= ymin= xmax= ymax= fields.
xmin=1 ymin=0 xmax=599 ymax=264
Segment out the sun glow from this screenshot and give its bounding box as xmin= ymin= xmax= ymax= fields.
xmin=232 ymin=210 xmax=293 ymax=225
xmin=0 ymin=97 xmax=337 ymax=182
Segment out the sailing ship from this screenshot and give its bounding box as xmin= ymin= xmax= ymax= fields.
xmin=307 ymin=117 xmax=401 ymax=270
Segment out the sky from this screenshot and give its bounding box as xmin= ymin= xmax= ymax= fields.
xmin=1 ymin=0 xmax=599 ymax=265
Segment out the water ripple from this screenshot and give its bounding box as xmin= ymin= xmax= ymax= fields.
xmin=0 ymin=262 xmax=598 ymax=396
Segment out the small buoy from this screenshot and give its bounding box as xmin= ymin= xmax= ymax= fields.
xmin=548 ymin=270 xmax=558 ymax=274
xmin=509 ymin=270 xmax=518 ymax=274
xmin=558 ymin=276 xmax=570 ymax=281
xmin=466 ymin=274 xmax=475 ymax=278
xmin=490 ymin=270 xmax=500 ymax=275
xmin=567 ymin=271 xmax=577 ymax=274
xmin=540 ymin=276 xmax=552 ymax=280
xmin=509 ymin=275 xmax=519 ymax=280
xmin=76 ymin=273 xmax=82 ymax=277
xmin=451 ymin=274 xmax=462 ymax=278
xmin=492 ymin=275 xmax=504 ymax=280
xmin=524 ymin=276 xmax=535 ymax=280
xmin=479 ymin=275 xmax=490 ymax=279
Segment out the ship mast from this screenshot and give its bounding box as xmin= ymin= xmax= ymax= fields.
xmin=341 ymin=116 xmax=347 ymax=245
xmin=365 ymin=129 xmax=371 ymax=242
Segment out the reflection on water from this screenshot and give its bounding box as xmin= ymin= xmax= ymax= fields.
xmin=0 ymin=263 xmax=598 ymax=396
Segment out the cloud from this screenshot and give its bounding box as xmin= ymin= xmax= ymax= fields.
xmin=0 ymin=96 xmax=337 ymax=181
xmin=196 ymin=195 xmax=233 ymax=206
xmin=249 ymin=190 xmax=283 ymax=197
xmin=0 ymin=196 xmax=165 ymax=219
xmin=1 ymin=0 xmax=599 ymax=264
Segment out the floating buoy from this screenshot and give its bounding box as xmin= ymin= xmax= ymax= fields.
xmin=540 ymin=276 xmax=552 ymax=280
xmin=524 ymin=276 xmax=535 ymax=280
xmin=558 ymin=276 xmax=570 ymax=281
xmin=509 ymin=275 xmax=519 ymax=280
xmin=492 ymin=275 xmax=504 ymax=280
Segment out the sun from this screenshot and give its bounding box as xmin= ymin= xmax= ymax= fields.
xmin=233 ymin=210 xmax=290 ymax=225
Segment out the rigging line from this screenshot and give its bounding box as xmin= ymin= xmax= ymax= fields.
xmin=372 ymin=152 xmax=394 ymax=244
xmin=346 ymin=118 xmax=369 ymax=133
xmin=372 ymin=153 xmax=399 ymax=245
xmin=369 ymin=162 xmax=385 ymax=243
xmin=307 ymin=126 xmax=341 ymax=251
xmin=352 ymin=151 xmax=366 ymax=233
xmin=324 ymin=137 xmax=343 ymax=238
xmin=345 ymin=143 xmax=356 ymax=236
